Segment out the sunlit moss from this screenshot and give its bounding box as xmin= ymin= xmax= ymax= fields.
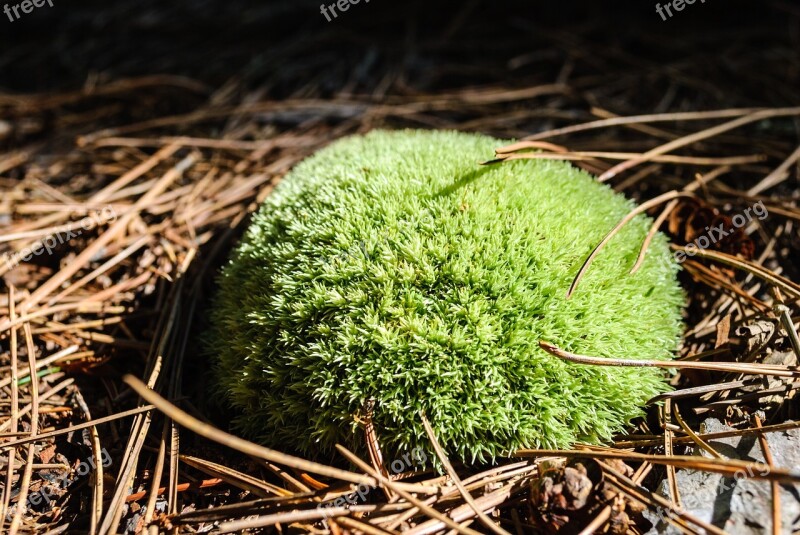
xmin=208 ymin=129 xmax=683 ymax=462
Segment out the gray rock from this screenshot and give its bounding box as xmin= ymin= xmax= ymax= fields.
xmin=642 ymin=418 xmax=800 ymax=535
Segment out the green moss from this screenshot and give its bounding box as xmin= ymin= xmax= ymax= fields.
xmin=208 ymin=129 xmax=683 ymax=462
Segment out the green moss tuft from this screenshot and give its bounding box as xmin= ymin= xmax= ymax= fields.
xmin=208 ymin=129 xmax=684 ymax=462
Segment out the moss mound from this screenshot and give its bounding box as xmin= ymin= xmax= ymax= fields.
xmin=208 ymin=129 xmax=683 ymax=462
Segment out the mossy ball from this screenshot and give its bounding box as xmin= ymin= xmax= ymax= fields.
xmin=209 ymin=129 xmax=683 ymax=462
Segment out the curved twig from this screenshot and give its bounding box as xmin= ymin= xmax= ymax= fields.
xmin=567 ymin=191 xmax=694 ymax=298
xmin=538 ymin=341 xmax=800 ymax=378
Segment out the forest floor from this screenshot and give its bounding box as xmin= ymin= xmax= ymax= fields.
xmin=1 ymin=1 xmax=799 ymax=533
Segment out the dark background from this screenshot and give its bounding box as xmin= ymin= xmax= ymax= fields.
xmin=0 ymin=0 xmax=794 ymax=109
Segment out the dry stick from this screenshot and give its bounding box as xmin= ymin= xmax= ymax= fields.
xmin=566 ymin=191 xmax=695 ymax=298
xmin=612 ymin=163 xmax=662 ymax=192
xmin=179 ymin=455 xmax=292 ymax=497
xmin=752 ymin=204 xmax=800 ymax=223
xmin=494 ymin=140 xmax=568 ymax=154
xmin=167 ymin=492 xmax=335 ymax=522
xmin=215 ymin=506 xmax=386 ymax=534
xmin=166 ymin=397 xmax=182 ymax=514
xmin=4 ymin=74 xmax=208 ymax=111
xmin=672 ymin=406 xmax=724 ymax=460
xmin=0 ymin=216 xmax=115 ymax=243
xmin=72 ymin=389 xmax=104 ymax=535
xmin=8 ymin=450 xmax=35 ymax=535
xmin=224 ymin=468 xmax=519 ymax=531
xmin=524 ymin=108 xmax=762 ymax=141
xmin=630 ymin=198 xmax=679 ymax=274
xmin=538 ymin=341 xmax=800 ymax=378
xmin=172 ymin=500 xmax=409 ymax=526
xmin=702 ymin=383 xmax=800 ymax=411
xmin=126 ymin=478 xmax=224 ymax=503
xmin=433 ymin=464 xmax=537 ymax=506
xmin=12 ymin=201 xmax=129 ymax=215
xmin=748 ymin=143 xmax=800 ymax=196
xmin=143 ymin=419 xmax=169 ymax=527
xmin=773 ymin=289 xmax=800 ymax=361
xmin=457 ymin=461 xmax=535 ymax=488
xmin=363 ymin=399 xmax=393 ymax=502
xmin=0 ymin=149 xmax=31 ymax=174
xmin=16 ymin=319 xmax=38 ymax=395
xmin=598 ymin=107 xmax=800 ymax=182
xmin=9 ymin=323 xmax=41 ymax=535
xmin=0 ymin=405 xmax=155 ymax=451
xmin=85 ymin=271 xmax=152 ymax=304
xmin=671 ymin=246 xmax=800 ymax=299
xmin=335 ymin=445 xmax=484 ymax=535
xmin=754 ymin=415 xmax=781 ymax=535
xmin=257 ymin=460 xmax=313 ymax=494
xmin=121 ymin=375 xmax=433 ymax=491
xmin=590 ymin=106 xmax=688 ymax=141
xmin=0 ymin=303 xmax=128 ymax=333
xmin=489 ymin=150 xmax=763 ymax=166
xmin=576 ymin=507 xmax=613 ymax=535
xmin=651 ymin=378 xmax=749 ymax=401
xmin=0 ymin=288 xmax=19 ymax=531
xmin=662 ymin=400 xmax=682 ymax=512
xmin=32 ymin=318 xmax=121 ymax=334
xmin=513 ymin=448 xmax=800 ymax=485
xmin=420 ymin=414 xmax=511 ymax=535
xmin=90 ymin=135 xmax=318 ymax=151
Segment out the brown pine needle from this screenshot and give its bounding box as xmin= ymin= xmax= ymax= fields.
xmin=754 ymin=415 xmax=782 ymax=535
xmin=539 ymin=341 xmax=800 ymax=378
xmin=420 ymin=413 xmax=511 ymax=535
xmin=122 ymin=374 xmax=440 ymax=492
xmin=567 ymin=190 xmax=694 ymax=298
xmin=630 ymin=198 xmax=679 ymax=274
xmin=598 ymin=106 xmax=800 ymax=181
xmin=335 ymin=445 xmax=485 ymax=535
